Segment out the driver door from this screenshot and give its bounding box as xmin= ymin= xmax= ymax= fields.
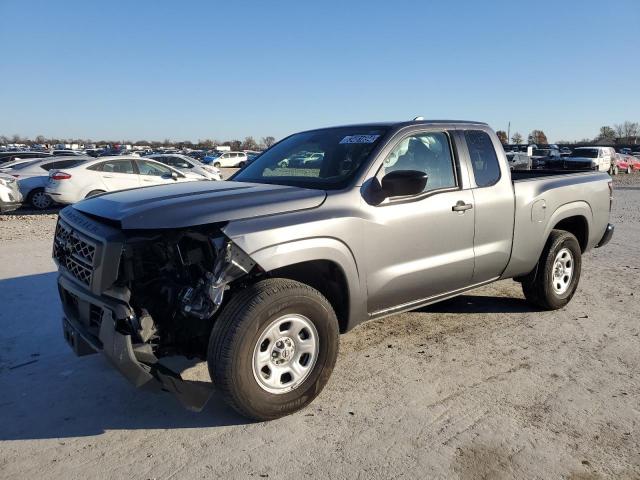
xmin=363 ymin=130 xmax=476 ymax=315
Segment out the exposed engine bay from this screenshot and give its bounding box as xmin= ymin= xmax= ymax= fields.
xmin=115 ymin=227 xmax=257 ymax=359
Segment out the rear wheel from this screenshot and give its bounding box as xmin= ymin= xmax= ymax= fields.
xmin=238 ymin=161 xmax=246 ymax=168
xmin=28 ymin=188 xmax=53 ymax=210
xmin=85 ymin=190 xmax=105 ymax=199
xmin=521 ymin=230 xmax=582 ymax=310
xmin=208 ymin=278 xmax=339 ymax=420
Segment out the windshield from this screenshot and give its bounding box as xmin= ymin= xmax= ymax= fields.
xmin=569 ymin=149 xmax=598 ymax=158
xmin=232 ymin=126 xmax=389 ymax=189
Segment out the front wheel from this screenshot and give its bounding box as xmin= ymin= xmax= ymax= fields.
xmin=627 ymin=166 xmax=632 ymax=174
xmin=208 ymin=278 xmax=339 ymax=420
xmin=213 ymin=162 xmax=221 ymax=168
xmin=521 ymin=230 xmax=582 ymax=310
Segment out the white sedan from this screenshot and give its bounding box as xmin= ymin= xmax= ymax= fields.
xmin=2 ymin=156 xmax=90 ymax=209
xmin=45 ymin=156 xmax=204 ymax=205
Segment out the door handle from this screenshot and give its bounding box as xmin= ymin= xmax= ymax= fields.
xmin=452 ymin=201 xmax=473 ymax=212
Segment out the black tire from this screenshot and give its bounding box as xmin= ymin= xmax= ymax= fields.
xmin=238 ymin=161 xmax=246 ymax=168
xmin=85 ymin=190 xmax=105 ymax=199
xmin=27 ymin=188 xmax=53 ymax=210
xmin=208 ymin=278 xmax=339 ymax=420
xmin=521 ymin=230 xmax=582 ymax=310
xmin=213 ymin=162 xmax=221 ymax=168
xmin=627 ymin=166 xmax=632 ymax=174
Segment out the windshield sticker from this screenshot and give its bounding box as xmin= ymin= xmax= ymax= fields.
xmin=339 ymin=134 xmax=380 ymax=144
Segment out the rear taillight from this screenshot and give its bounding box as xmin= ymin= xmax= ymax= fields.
xmin=51 ymin=171 xmax=72 ymax=180
xmin=608 ymin=180 xmax=613 ymax=212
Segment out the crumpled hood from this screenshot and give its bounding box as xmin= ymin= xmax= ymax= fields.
xmin=72 ymin=180 xmax=327 ymax=229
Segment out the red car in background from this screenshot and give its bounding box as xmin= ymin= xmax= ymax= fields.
xmin=613 ymin=153 xmax=640 ymax=174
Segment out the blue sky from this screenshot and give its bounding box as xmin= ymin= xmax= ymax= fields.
xmin=1 ymin=0 xmax=638 ymax=143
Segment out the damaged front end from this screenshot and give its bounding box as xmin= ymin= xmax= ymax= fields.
xmin=54 ymin=207 xmax=256 ymax=410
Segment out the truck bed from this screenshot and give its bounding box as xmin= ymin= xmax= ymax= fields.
xmin=510 ymin=169 xmax=599 ymax=181
xmin=501 ymin=169 xmax=611 ymax=279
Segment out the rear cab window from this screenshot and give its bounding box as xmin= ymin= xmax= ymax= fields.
xmin=464 ymin=130 xmax=501 ymax=187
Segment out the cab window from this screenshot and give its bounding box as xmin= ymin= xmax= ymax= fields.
xmin=379 ymin=131 xmax=457 ymax=194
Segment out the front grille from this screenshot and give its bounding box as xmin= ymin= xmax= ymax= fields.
xmin=53 ymin=219 xmax=98 ymax=286
xmin=59 ymin=286 xmax=104 ymax=340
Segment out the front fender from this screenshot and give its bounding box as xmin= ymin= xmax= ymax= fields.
xmin=238 ymin=236 xmax=366 ymax=331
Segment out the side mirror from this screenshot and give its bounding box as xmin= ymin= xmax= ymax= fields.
xmin=381 ymin=170 xmax=428 ymax=197
xmin=162 ymin=171 xmax=179 ymax=180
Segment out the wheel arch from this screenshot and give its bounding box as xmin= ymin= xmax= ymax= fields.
xmin=246 ymin=238 xmax=365 ymax=333
xmin=552 ymin=215 xmax=589 ymax=252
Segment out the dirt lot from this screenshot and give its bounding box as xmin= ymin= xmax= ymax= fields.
xmin=1 ymin=175 xmax=639 ymax=479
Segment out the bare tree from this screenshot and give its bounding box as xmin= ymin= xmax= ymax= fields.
xmin=528 ymin=130 xmax=548 ymax=145
xmin=241 ymin=136 xmax=258 ymax=151
xmin=227 ymin=140 xmax=241 ymax=151
xmin=614 ymin=121 xmax=639 ymax=144
xmin=623 ymin=121 xmax=639 ymax=144
xmin=495 ymin=130 xmax=508 ymax=144
xmin=261 ymin=136 xmax=276 ymax=148
xmin=511 ymin=132 xmax=523 ymax=145
xmin=596 ymin=126 xmax=616 ymax=144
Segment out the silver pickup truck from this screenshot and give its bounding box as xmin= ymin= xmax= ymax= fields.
xmin=53 ymin=120 xmax=614 ymax=420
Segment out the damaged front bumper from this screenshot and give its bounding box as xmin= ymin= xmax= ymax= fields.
xmin=59 ymin=274 xmax=214 ymax=411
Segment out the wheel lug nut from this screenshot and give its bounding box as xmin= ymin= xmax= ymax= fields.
xmin=276 ymin=341 xmax=283 ymax=348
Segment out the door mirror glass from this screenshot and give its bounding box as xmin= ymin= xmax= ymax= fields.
xmin=161 ymin=171 xmax=179 ymax=180
xmin=381 ymin=170 xmax=428 ymax=197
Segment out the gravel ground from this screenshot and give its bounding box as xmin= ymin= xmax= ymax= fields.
xmin=0 ymin=174 xmax=639 ymax=479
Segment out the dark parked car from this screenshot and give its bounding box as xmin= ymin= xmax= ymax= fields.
xmin=0 ymin=151 xmax=52 ymax=166
xmin=530 ymin=146 xmax=561 ymax=169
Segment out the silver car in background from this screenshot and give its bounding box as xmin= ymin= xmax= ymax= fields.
xmin=2 ymin=156 xmax=90 ymax=209
xmin=0 ymin=173 xmax=23 ymax=212
xmin=146 ymin=154 xmax=222 ymax=180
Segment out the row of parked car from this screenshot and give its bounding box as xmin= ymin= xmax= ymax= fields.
xmin=505 ymin=145 xmax=640 ymax=174
xmin=0 ymin=151 xmax=228 ymax=211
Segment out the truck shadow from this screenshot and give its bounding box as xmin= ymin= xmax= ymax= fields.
xmin=0 ymin=272 xmax=251 ymax=441
xmin=416 ymin=294 xmax=535 ymax=314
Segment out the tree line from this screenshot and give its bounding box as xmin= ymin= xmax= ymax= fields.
xmin=0 ymin=134 xmax=277 ymax=151
xmin=494 ymin=121 xmax=639 ymax=147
